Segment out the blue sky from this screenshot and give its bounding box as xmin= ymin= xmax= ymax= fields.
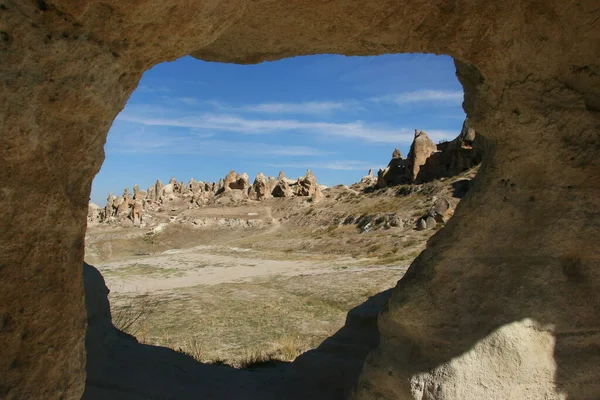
xmin=91 ymin=53 xmax=465 ymax=204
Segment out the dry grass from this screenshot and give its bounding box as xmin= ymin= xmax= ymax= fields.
xmin=88 ymin=167 xmax=478 ymax=372
xmin=107 ymin=268 xmax=401 ymax=368
xmin=237 ymin=334 xmax=306 ymax=368
xmin=112 ymin=293 xmax=162 ymax=336
xmin=176 ymin=338 xmax=204 ymax=362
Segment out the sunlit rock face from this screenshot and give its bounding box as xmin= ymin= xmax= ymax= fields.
xmin=0 ymin=1 xmax=598 ymax=399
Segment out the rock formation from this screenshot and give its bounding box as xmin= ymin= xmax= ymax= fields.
xmin=407 ymin=129 xmax=438 ymax=179
xmin=311 ymin=186 xmax=323 ymax=203
xmin=376 ymin=124 xmax=485 ymax=188
xmin=272 ymin=179 xmax=294 ymax=198
xmin=377 ymin=148 xmax=411 ymax=187
xmin=359 ymin=169 xmax=377 ymax=186
xmin=94 ymin=168 xmax=323 ymax=225
xmin=87 ymin=203 xmax=101 ymax=225
xmin=416 ymin=119 xmax=486 ymax=183
xmin=1 ymin=2 xmax=598 ymax=400
xmin=250 ymin=172 xmax=272 ymax=201
xmin=294 ymin=169 xmax=318 ymax=197
xmin=222 ymin=170 xmax=237 ymax=192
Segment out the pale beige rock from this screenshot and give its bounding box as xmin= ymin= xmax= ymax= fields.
xmin=162 ymin=183 xmax=174 ymax=195
xmin=222 ymin=170 xmax=237 ymax=192
xmin=153 ymin=179 xmax=164 ymax=202
xmin=130 ymin=200 xmax=143 ymax=224
xmin=406 ymin=130 xmax=437 ymax=181
xmin=115 ymin=192 xmax=131 ymax=217
xmin=133 ymin=184 xmax=147 ymax=201
xmin=267 ymin=176 xmax=277 ymax=192
xmin=295 ymin=169 xmax=319 ymax=197
xmin=361 ymin=169 xmax=377 ymax=185
xmin=103 ymin=194 xmax=115 ymax=220
xmin=251 ymin=172 xmax=272 ymax=201
xmin=311 ymin=186 xmax=323 ymax=203
xmin=428 ymin=197 xmax=452 ymax=222
xmin=1 ymin=1 xmax=598 ymax=399
xmin=272 ymin=179 xmax=294 ymax=198
xmin=87 ymin=203 xmax=101 ymax=224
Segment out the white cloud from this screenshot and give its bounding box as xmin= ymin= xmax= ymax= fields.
xmin=198 ymin=100 xmax=359 ymax=115
xmin=106 ymin=126 xmax=329 ymax=157
xmin=136 ymin=85 xmax=171 ymax=93
xmin=267 ymin=160 xmax=379 ymax=171
xmin=117 ymin=108 xmax=454 ymax=144
xmin=372 ymin=90 xmax=463 ymax=105
xmin=243 ymin=101 xmax=349 ymax=114
xmin=176 ymin=97 xmax=199 ymax=106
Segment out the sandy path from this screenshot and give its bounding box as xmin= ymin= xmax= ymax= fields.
xmin=98 ymin=245 xmax=406 ymax=294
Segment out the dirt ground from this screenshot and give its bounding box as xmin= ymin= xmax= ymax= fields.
xmin=85 ymin=169 xmax=475 ymax=365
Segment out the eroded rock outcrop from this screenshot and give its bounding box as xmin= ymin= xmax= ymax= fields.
xmin=294 ymin=169 xmax=318 ymax=197
xmin=416 ymin=119 xmax=486 ymax=183
xmin=95 ymin=168 xmax=323 ymax=226
xmin=250 ymin=172 xmax=272 ymax=201
xmin=272 ymin=179 xmax=294 ymax=198
xmin=378 ymin=130 xmax=438 ymax=187
xmin=376 ymin=124 xmax=486 ymax=189
xmin=2 ymin=2 xmax=598 ymax=400
xmin=360 ymin=169 xmax=377 ymax=186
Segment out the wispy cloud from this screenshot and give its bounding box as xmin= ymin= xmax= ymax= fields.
xmin=267 ymin=160 xmax=380 ymax=171
xmin=137 ymin=85 xmax=171 ymax=93
xmin=106 ymin=126 xmax=329 ymax=157
xmin=117 ymin=107 xmax=455 ymax=144
xmin=176 ymin=97 xmax=199 ymax=106
xmin=243 ymin=101 xmax=351 ymax=114
xmin=197 ymin=99 xmax=359 ymax=115
xmin=372 ymin=90 xmax=463 ymax=105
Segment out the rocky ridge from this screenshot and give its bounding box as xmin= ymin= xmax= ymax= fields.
xmin=91 ymin=169 xmax=325 ymax=227
xmin=90 ymin=124 xmax=482 ymax=233
xmin=375 ymin=120 xmax=485 ymax=188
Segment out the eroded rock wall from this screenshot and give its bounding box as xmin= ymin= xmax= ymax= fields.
xmin=1 ymin=1 xmax=598 ymax=399
xmin=357 ymin=94 xmax=600 ymax=399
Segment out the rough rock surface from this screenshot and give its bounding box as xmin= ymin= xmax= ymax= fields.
xmin=272 ymin=179 xmax=294 ymax=198
xmin=295 ymin=169 xmax=318 ymax=197
xmin=87 ymin=203 xmax=101 ymax=225
xmin=82 ymin=262 xmax=391 ymax=400
xmin=376 ymin=124 xmax=486 ymax=188
xmin=360 ymin=169 xmax=377 ymax=186
xmin=311 ymin=185 xmax=323 ymax=203
xmin=250 ymin=172 xmax=272 ymax=201
xmin=1 ymin=2 xmax=599 ymax=400
xmin=416 ymin=119 xmax=486 ymax=183
xmin=406 ymin=130 xmax=438 ymax=180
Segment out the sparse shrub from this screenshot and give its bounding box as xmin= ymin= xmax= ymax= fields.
xmin=367 ymin=244 xmax=381 ymax=253
xmin=176 ymin=338 xmax=203 ymax=362
xmin=143 ymin=231 xmax=160 ymax=255
xmin=238 ymin=335 xmax=306 ymax=369
xmin=112 ymin=294 xmax=161 ymax=336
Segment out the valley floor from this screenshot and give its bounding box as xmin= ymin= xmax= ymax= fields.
xmin=85 ymin=171 xmax=473 ymax=366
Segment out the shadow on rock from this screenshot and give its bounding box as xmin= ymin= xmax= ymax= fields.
xmin=82 ymin=262 xmax=391 ymax=400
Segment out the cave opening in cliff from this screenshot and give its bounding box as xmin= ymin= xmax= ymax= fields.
xmin=85 ymin=53 xmax=482 ymax=369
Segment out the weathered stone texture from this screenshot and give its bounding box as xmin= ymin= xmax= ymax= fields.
xmin=1 ymin=1 xmax=598 ymax=399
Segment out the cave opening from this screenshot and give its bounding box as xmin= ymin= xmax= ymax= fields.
xmin=3 ymin=3 xmax=597 ymax=399
xmin=84 ymin=53 xmax=483 ymax=370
